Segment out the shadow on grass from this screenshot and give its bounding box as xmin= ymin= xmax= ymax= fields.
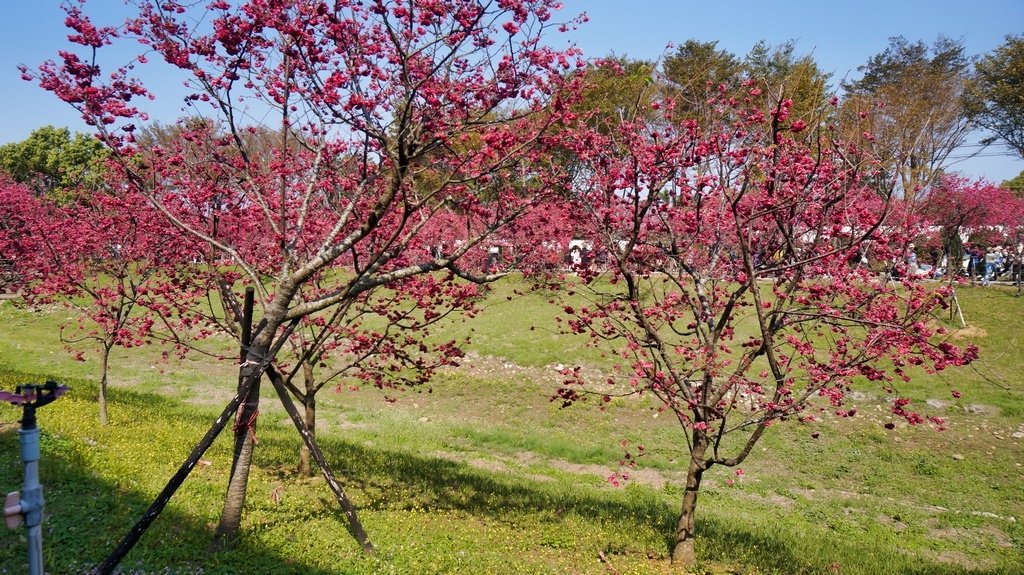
xmin=292 ymin=431 xmax=1017 ymax=575
xmin=289 ymin=421 xmax=1019 ymax=575
xmin=0 ymin=370 xmax=345 ymax=575
xmin=0 ymin=428 xmax=347 ymax=575
xmin=697 ymin=514 xmax=1021 ymax=575
xmin=1 ymin=368 xmax=1018 ymax=575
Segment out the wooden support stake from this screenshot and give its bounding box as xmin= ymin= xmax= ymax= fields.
xmin=266 ymin=366 xmax=375 ymax=554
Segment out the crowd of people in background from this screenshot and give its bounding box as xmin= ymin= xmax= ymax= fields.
xmin=906 ymin=242 xmax=1023 ymax=285
xmin=971 ymin=245 xmax=1020 ymax=286
xmin=466 ymin=237 xmax=1024 ymax=287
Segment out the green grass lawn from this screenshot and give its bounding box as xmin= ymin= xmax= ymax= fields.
xmin=0 ymin=283 xmax=1022 ymax=574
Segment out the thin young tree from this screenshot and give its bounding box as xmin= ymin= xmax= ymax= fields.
xmin=0 ymin=178 xmax=187 ymax=425
xmin=274 ymin=271 xmax=479 ymax=475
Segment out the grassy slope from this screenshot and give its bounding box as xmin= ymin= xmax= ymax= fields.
xmin=0 ymin=283 xmax=1021 ymax=574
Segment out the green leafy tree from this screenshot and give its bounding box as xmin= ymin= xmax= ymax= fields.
xmin=662 ymin=40 xmax=831 ymax=134
xmin=575 ymin=57 xmax=657 ymax=130
xmin=973 ymin=34 xmax=1024 ymax=160
xmin=842 ymin=36 xmax=978 ymax=202
xmin=745 ymin=40 xmax=832 ymax=125
xmin=662 ymin=40 xmax=743 ymax=123
xmin=0 ymin=126 xmax=108 ymax=200
xmin=550 ymin=56 xmax=658 ymax=198
xmin=1003 ymin=170 xmax=1024 ymax=196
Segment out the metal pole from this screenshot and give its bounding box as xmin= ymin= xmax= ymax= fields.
xmin=2 ymin=382 xmax=66 ymax=575
xmin=20 ymin=416 xmax=43 ymax=575
xmin=265 ymin=366 xmax=374 ymax=553
xmin=240 ymin=287 xmax=254 ymax=363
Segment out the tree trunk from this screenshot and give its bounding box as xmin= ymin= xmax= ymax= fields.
xmin=298 ymin=360 xmax=316 ymax=475
xmin=213 ymin=285 xmax=294 ymax=546
xmin=1016 ymin=258 xmax=1022 ymax=297
xmin=671 ymin=434 xmax=709 ymax=567
xmin=943 ymin=231 xmax=962 ymax=324
xmin=98 ymin=343 xmax=111 ymax=426
xmin=214 ymin=343 xmax=266 ymax=546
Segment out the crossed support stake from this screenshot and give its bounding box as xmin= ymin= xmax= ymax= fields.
xmin=93 ymin=288 xmax=373 ymax=575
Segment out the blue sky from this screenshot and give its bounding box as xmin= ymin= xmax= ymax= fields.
xmin=2 ymin=0 xmax=1022 ymax=181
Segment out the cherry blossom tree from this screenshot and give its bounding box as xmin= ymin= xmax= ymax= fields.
xmin=553 ymin=68 xmax=978 ymax=567
xmin=921 ymin=175 xmax=1023 ymax=279
xmin=0 ymin=176 xmax=190 ymax=425
xmin=28 ymin=0 xmax=585 ymax=559
xmin=926 ymin=176 xmax=1024 ymax=296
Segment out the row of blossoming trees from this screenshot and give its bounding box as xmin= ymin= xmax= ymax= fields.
xmin=0 ymin=0 xmax=1017 ymax=570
